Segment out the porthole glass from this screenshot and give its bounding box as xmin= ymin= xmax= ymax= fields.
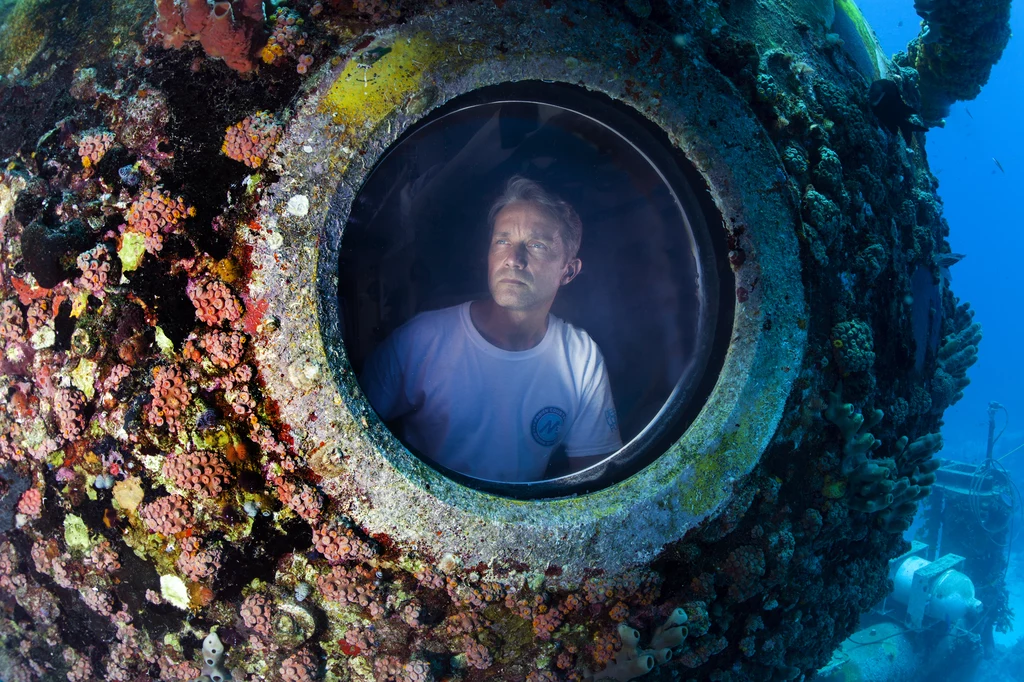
xmin=338 ymin=82 xmax=733 ymax=497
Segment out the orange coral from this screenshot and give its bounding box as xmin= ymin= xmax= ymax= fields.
xmin=147 ymin=365 xmax=191 ymax=429
xmin=280 ymin=649 xmax=316 ymax=681
xmin=77 ymin=130 xmax=115 ymax=168
xmin=198 ymin=330 xmax=247 ymax=369
xmin=53 ymin=388 xmax=87 ymax=440
xmin=76 ymin=245 xmax=112 ymax=295
xmin=313 ymin=522 xmax=375 ymax=564
xmin=240 ymin=593 xmax=274 ymax=636
xmin=176 ymin=536 xmax=221 ymax=582
xmin=17 ymin=488 xmax=43 ymax=518
xmin=0 ymin=300 xmax=25 ymax=343
xmin=125 ymin=188 xmax=194 ymax=254
xmin=140 ymin=495 xmax=193 ymax=535
xmin=162 ymin=450 xmax=233 ymax=497
xmin=187 ymin=279 xmax=243 ymax=327
xmin=222 ymin=111 xmax=282 ymax=168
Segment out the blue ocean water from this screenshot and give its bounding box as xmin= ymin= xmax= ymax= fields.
xmin=858 ymin=0 xmax=1024 ymax=468
xmin=857 ymin=0 xmax=1024 ymax=671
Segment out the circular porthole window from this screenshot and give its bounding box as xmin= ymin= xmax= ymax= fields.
xmin=338 ymin=81 xmax=733 ymax=498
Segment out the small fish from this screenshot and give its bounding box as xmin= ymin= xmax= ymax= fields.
xmin=935 ymin=252 xmax=966 ymax=269
xmin=994 ymin=158 xmax=1005 ymax=173
xmin=898 ymin=20 xmax=903 ymax=27
xmin=965 ymin=107 xmax=973 ymax=119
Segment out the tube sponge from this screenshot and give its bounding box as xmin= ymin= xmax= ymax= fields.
xmin=592 ymin=624 xmax=655 ymax=681
xmin=651 ymin=608 xmax=689 ymax=650
xmin=201 ymin=630 xmax=231 ymax=682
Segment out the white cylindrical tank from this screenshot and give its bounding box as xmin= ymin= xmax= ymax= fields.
xmin=891 ymin=555 xmax=982 ymax=623
xmin=892 ymin=556 xmax=930 ymax=604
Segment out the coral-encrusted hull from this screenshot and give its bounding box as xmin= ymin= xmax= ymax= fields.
xmin=0 ymin=0 xmax=998 ymax=680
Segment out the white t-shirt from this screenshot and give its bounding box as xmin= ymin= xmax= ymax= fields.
xmin=360 ymin=302 xmax=622 ymax=482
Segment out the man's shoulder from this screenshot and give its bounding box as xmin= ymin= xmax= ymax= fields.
xmin=392 ymin=303 xmax=465 ymax=342
xmin=550 ymin=315 xmax=601 ymax=359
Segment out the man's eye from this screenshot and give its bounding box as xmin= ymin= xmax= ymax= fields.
xmin=530 ymin=242 xmax=546 ymax=249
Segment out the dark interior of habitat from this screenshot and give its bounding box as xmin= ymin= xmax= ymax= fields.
xmin=338 ymin=82 xmax=734 ymax=493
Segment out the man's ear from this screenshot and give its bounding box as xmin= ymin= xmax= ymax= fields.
xmin=562 ymin=258 xmax=582 ymax=285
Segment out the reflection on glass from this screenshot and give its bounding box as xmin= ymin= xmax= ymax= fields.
xmin=340 ymin=84 xmax=719 ymax=490
xmin=360 ymin=177 xmax=622 ymax=482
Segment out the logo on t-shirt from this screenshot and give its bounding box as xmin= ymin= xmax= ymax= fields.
xmin=531 ymin=406 xmax=567 ymax=447
xmin=605 ymin=408 xmax=618 ymax=432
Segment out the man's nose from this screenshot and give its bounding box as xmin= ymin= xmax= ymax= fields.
xmin=505 ymin=243 xmax=528 ymax=268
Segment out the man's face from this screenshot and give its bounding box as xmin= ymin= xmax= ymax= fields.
xmin=487 ymin=203 xmax=580 ymax=312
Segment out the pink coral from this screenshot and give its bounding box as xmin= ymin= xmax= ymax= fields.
xmin=31 ymin=539 xmax=58 ymax=574
xmin=76 ymin=244 xmax=112 ymax=295
xmin=0 ymin=541 xmax=16 ymax=578
xmin=222 ymin=111 xmax=282 ymax=168
xmin=81 ymin=588 xmax=114 ymax=616
xmin=85 ymin=541 xmax=121 ymax=573
xmin=405 ymin=660 xmax=431 ymax=682
xmin=176 ymin=536 xmax=221 ymax=582
xmin=0 ymin=300 xmax=24 ymax=343
xmin=102 ymin=363 xmax=130 ymax=392
xmin=401 ymin=600 xmax=422 ymax=627
xmin=313 ymin=522 xmax=375 ymax=564
xmin=78 ymin=130 xmax=115 ymax=168
xmin=240 ymin=593 xmax=273 ymax=636
xmin=147 ymin=365 xmax=191 ymax=429
xmin=343 ymin=625 xmax=376 ymax=651
xmin=140 ymin=495 xmax=193 ymax=535
xmin=444 ymin=611 xmax=489 ymax=636
xmin=414 ymin=564 xmax=445 ymax=590
xmin=17 ymin=488 xmax=43 ymax=518
xmin=162 ymin=450 xmax=232 ymax=497
xmin=25 ymin=299 xmax=50 ymax=334
xmin=64 ymin=649 xmax=93 ymax=682
xmin=533 ymin=605 xmax=563 ymax=640
xmin=375 ymin=656 xmax=405 ymax=682
xmin=376 ymin=657 xmax=431 ymax=682
xmin=463 ymin=636 xmax=493 ymax=670
xmin=198 ymin=330 xmax=247 ymax=369
xmin=53 ymin=388 xmax=87 ymax=440
xmin=274 ymin=475 xmax=322 ymax=521
xmin=187 ymin=279 xmax=242 ymax=327
xmin=125 ymin=188 xmax=194 ymax=254
xmin=154 ymin=0 xmax=266 ymax=73
xmin=158 ymin=658 xmax=201 ymax=681
xmin=317 ymin=565 xmax=380 ymax=610
xmin=279 ymin=649 xmax=316 ymax=682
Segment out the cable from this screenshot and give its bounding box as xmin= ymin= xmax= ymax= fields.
xmin=965 ymin=459 xmax=1022 ymax=547
xmin=996 ymin=439 xmax=1024 ymax=462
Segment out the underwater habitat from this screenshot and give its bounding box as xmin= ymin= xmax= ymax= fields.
xmin=0 ymin=0 xmax=1022 ymax=680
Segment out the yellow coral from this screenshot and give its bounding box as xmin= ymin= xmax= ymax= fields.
xmin=261 ymin=42 xmax=285 ymax=64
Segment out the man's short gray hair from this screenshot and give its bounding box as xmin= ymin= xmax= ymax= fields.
xmin=487 ymin=176 xmax=583 ymax=261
